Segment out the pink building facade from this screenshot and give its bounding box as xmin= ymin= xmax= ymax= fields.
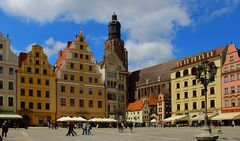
xmin=221 ymin=43 xmax=240 ymax=113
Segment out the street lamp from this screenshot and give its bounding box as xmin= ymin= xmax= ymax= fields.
xmin=192 ymin=60 xmax=218 ymax=141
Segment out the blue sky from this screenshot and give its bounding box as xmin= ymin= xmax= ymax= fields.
xmin=0 ymin=0 xmax=240 ymax=71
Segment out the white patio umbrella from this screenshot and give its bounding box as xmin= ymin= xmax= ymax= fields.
xmin=151 ymin=119 xmax=157 ymax=123
xmin=57 ymin=116 xmax=72 ymax=122
xmin=71 ymin=116 xmax=87 ymax=122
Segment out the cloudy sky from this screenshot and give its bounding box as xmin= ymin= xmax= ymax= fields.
xmin=0 ymin=0 xmax=240 ymax=71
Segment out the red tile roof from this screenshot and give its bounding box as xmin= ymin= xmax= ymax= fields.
xmin=127 ymin=100 xmax=145 ymax=111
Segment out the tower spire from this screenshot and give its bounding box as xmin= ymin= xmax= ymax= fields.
xmin=107 ymin=13 xmax=121 ymax=41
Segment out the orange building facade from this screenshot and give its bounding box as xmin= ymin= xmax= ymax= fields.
xmin=17 ymin=45 xmax=56 ymax=126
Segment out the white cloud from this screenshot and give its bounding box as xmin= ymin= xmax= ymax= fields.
xmin=11 ymin=38 xmax=65 ymax=59
xmin=0 ymin=0 xmax=192 ymax=70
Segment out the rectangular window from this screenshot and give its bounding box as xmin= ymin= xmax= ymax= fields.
xmin=43 ymin=69 xmax=47 ymax=75
xmin=80 ymin=64 xmax=83 ymax=70
xmin=36 ymin=60 xmax=40 ymax=65
xmin=37 ymin=103 xmax=41 ymax=109
xmin=45 ymin=91 xmax=50 ymax=98
xmin=94 ymin=78 xmax=98 ymax=83
xmin=61 ymin=85 xmax=65 ymax=92
xmin=98 ymin=101 xmax=102 ymax=108
xmin=231 ymin=86 xmax=235 ymax=93
xmin=0 ymin=44 xmax=2 ymax=49
xmin=74 ymin=53 xmax=78 ymax=58
xmin=192 ymin=79 xmax=196 ymax=85
xmin=237 ymin=64 xmax=240 ymax=69
xmin=224 ymin=76 xmax=228 ymax=83
xmin=36 ymin=52 xmax=39 ymax=57
xmin=35 ymin=69 xmax=39 ymax=74
xmin=46 ymin=103 xmax=50 ymax=110
xmin=80 ymin=45 xmax=83 ymax=49
xmin=29 ymin=102 xmax=33 ymax=109
xmin=29 ymin=78 xmax=33 ymax=84
xmin=210 ymin=100 xmax=215 ymax=108
xmin=70 ymin=86 xmax=74 ymax=93
xmin=89 ymin=77 xmax=93 ymax=83
xmin=184 ymin=103 xmax=188 ymax=110
xmin=238 ymin=99 xmax=240 ymax=107
xmin=70 ymin=75 xmax=74 ymax=81
xmin=85 ymin=55 xmax=89 ymax=60
xmin=230 ymin=74 xmax=235 ymax=81
xmin=37 ymin=90 xmax=41 ymax=97
xmin=201 ymin=101 xmax=205 ymax=109
xmin=8 ymin=97 xmax=13 ymax=106
xmin=176 ymin=83 xmax=180 ymax=89
xmin=225 ymin=100 xmax=229 ymax=107
xmin=20 ymin=89 xmax=25 ymax=96
xmin=79 ymin=76 xmax=83 ymax=82
xmin=192 ymin=90 xmax=197 ymax=97
xmin=45 ymin=80 xmax=49 ymax=86
xmin=232 ymin=99 xmax=235 ymax=107
xmin=88 ymin=100 xmax=93 ymax=108
xmin=79 ymin=87 xmax=83 ymax=94
xmin=89 ymin=88 xmax=93 ymax=95
xmin=0 ymin=97 xmax=2 ymax=106
xmin=60 ymin=98 xmax=66 ymax=106
xmin=27 ymin=67 xmax=31 ymax=73
xmin=193 ymin=102 xmax=197 ymax=109
xmin=89 ymin=65 xmax=92 ymax=71
xmin=237 ymin=73 xmax=240 ymax=80
xmin=70 ymin=63 xmax=74 ymax=69
xmin=184 ymin=92 xmax=188 ymax=99
xmin=176 ymin=93 xmax=180 ymax=100
xmin=64 ymin=74 xmax=68 ymax=80
xmin=9 ymin=68 xmax=14 ymax=75
xmin=224 ymin=67 xmax=228 ymax=72
xmin=37 ymin=79 xmax=41 ymax=85
xmin=210 ymin=87 xmax=215 ymax=95
xmin=21 ymin=77 xmax=25 ymax=83
xmin=184 ymin=81 xmax=188 ymax=87
xmin=201 ymin=89 xmax=205 ymax=96
xmin=79 ymin=99 xmax=84 ymax=107
xmin=80 ymin=54 xmax=83 ymax=59
xmin=224 ymin=87 xmax=229 ymax=94
xmin=230 ymin=65 xmax=234 ymax=71
xmin=20 ymin=101 xmax=25 ymax=109
xmin=8 ymin=82 xmax=13 ymax=90
xmin=98 ymin=89 xmax=102 ymax=95
xmin=70 ymin=99 xmax=75 ymax=107
xmin=0 ymin=66 xmax=3 ymax=73
xmin=230 ymin=56 xmax=234 ymax=62
xmin=238 ymin=85 xmax=240 ymax=93
xmin=0 ymin=55 xmax=3 ymax=60
xmin=29 ymin=89 xmax=33 ymax=96
xmin=0 ymin=80 xmax=3 ymax=89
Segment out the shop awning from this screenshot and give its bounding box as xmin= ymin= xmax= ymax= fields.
xmin=211 ymin=112 xmax=240 ymax=120
xmin=163 ymin=115 xmax=188 ymax=122
xmin=0 ymin=114 xmax=22 ymax=119
xmin=190 ymin=114 xmax=216 ymax=121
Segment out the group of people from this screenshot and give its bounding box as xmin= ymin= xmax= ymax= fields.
xmin=66 ymin=122 xmax=92 ymax=136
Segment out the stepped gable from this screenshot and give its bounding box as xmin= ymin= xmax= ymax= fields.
xmin=129 ymin=59 xmax=179 ymax=87
xmin=127 ymin=99 xmax=145 ymax=111
xmin=148 ymin=92 xmax=158 ymax=106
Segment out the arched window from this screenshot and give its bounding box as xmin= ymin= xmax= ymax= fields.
xmin=176 ymin=72 xmax=181 ymax=78
xmin=183 ymin=69 xmax=189 ymax=76
xmin=191 ymin=67 xmax=197 ymax=75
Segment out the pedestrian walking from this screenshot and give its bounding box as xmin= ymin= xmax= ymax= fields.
xmin=129 ymin=121 xmax=133 ymax=133
xmin=1 ymin=120 xmax=8 ymax=138
xmin=82 ymin=122 xmax=87 ymax=135
xmin=66 ymin=122 xmax=76 ymax=136
xmin=86 ymin=123 xmax=92 ymax=135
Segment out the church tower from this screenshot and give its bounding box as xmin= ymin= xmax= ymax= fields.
xmin=100 ymin=13 xmax=128 ymax=120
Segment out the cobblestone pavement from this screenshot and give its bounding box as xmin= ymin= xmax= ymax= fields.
xmin=2 ymin=126 xmax=240 ymax=141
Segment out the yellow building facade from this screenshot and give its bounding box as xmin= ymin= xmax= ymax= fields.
xmin=171 ymin=47 xmax=226 ymax=119
xmin=17 ymin=44 xmax=56 ymax=126
xmin=55 ymin=32 xmax=105 ymax=119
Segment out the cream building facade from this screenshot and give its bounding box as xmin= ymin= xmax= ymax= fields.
xmin=170 ymin=47 xmax=227 ymax=120
xmin=0 ymin=33 xmax=18 ymax=114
